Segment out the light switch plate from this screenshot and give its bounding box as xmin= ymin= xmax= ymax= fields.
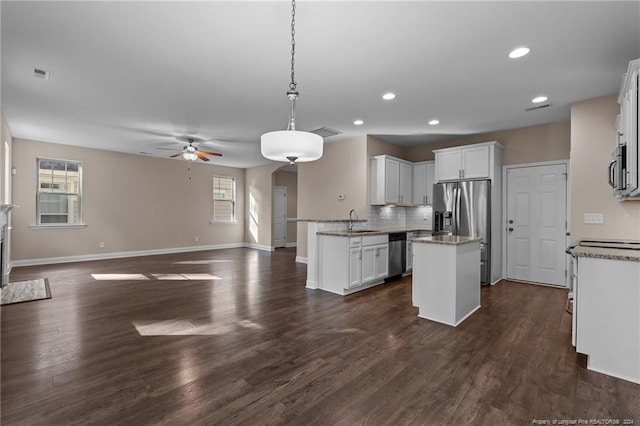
xmin=584 ymin=213 xmax=604 ymax=224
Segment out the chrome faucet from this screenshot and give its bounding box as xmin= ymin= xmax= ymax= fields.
xmin=348 ymin=209 xmax=358 ymax=232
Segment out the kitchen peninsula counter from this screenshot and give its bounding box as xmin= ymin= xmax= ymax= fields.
xmin=412 ymin=235 xmax=481 ymax=326
xmin=316 ymin=227 xmax=432 ymax=237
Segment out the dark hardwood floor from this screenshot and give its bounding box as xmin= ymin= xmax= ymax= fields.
xmin=2 ymin=247 xmax=639 ymax=425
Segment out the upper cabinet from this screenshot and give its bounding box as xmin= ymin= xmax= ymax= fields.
xmin=371 ymin=155 xmax=413 ymax=205
xmin=434 ymin=141 xmax=503 ymax=182
xmin=412 ymin=161 xmax=435 ymax=205
xmin=615 ymin=58 xmax=640 ymax=199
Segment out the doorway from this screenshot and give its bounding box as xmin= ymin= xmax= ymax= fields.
xmin=505 ymin=162 xmax=568 ymax=287
xmin=273 ymin=186 xmax=287 ymax=248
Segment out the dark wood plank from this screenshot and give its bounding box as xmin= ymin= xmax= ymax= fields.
xmin=2 ymin=248 xmax=639 ymax=425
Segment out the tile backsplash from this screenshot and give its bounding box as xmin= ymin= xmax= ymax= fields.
xmin=362 ymin=205 xmax=433 ymax=229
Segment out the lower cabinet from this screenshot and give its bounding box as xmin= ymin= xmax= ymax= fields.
xmin=349 ymin=246 xmax=362 ymax=287
xmin=362 ymin=244 xmax=389 ymax=283
xmin=320 ymin=234 xmax=389 ymax=295
xmin=574 ymin=256 xmax=640 ymax=383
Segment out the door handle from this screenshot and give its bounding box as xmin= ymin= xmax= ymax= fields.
xmin=508 ymin=227 xmax=514 ymax=232
xmin=608 ymin=160 xmax=616 ymax=188
xmin=508 ymin=219 xmax=514 ymax=224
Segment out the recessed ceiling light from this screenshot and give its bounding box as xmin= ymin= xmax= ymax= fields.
xmin=428 ymin=119 xmax=439 ymax=126
xmin=508 ymin=47 xmax=530 ymax=59
xmin=382 ymin=92 xmax=396 ymax=101
xmin=353 ymin=119 xmax=364 ymax=126
xmin=532 ymin=96 xmax=548 ymax=103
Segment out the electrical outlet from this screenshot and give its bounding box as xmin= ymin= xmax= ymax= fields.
xmin=99 ymin=242 xmax=105 ymax=248
xmin=583 ymin=213 xmax=604 ymax=224
xmin=194 ymin=236 xmax=199 ymax=242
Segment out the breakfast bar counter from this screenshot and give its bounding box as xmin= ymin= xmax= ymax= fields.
xmin=412 ymin=235 xmax=481 ymax=326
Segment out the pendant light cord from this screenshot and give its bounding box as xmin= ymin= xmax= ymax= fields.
xmin=289 ymin=0 xmax=297 ymax=91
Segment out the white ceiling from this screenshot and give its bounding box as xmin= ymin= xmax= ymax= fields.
xmin=2 ymin=1 xmax=639 ymax=168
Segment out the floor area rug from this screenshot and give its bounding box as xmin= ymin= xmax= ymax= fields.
xmin=1 ymin=278 xmax=51 ymax=305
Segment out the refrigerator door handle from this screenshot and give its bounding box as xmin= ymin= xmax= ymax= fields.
xmin=454 ymin=184 xmax=460 ymax=235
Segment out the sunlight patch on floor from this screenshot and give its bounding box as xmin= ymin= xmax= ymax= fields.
xmin=173 ymin=260 xmax=233 ymax=265
xmin=91 ymin=274 xmax=149 ymax=281
xmin=150 ymin=273 xmax=222 ymax=280
xmin=133 ymin=319 xmax=264 ymax=336
xmin=91 ymin=273 xmax=222 ymax=281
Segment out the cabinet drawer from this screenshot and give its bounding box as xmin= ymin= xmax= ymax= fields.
xmin=362 ymin=234 xmax=389 ymax=246
xmin=349 ymin=237 xmax=362 ymax=248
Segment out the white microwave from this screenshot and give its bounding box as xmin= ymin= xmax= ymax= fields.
xmin=608 ymin=144 xmax=627 ymax=191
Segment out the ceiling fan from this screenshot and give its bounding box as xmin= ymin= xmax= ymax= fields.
xmin=158 ymin=137 xmax=223 ymax=162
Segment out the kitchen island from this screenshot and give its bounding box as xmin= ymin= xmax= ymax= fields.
xmin=412 ymin=235 xmax=481 ymax=326
xmin=571 ymin=241 xmax=640 ymax=384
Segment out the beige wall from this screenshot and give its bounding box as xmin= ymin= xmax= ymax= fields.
xmin=570 ymin=95 xmax=640 ymax=241
xmin=11 ymin=138 xmax=245 ymax=261
xmin=244 ymin=162 xmax=282 ymax=249
xmin=274 ymin=169 xmax=298 ymax=245
xmin=1 ymin=111 xmax=13 ymax=205
xmin=406 ymin=120 xmax=571 ymax=165
xmin=1 ymin=111 xmax=14 ymax=265
xmin=297 ymin=135 xmax=368 ymax=258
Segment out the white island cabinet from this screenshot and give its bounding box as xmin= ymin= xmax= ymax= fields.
xmin=412 ymin=235 xmax=481 ymax=326
xmin=573 ymin=244 xmax=640 ymax=384
xmin=318 ymin=234 xmax=389 ymax=295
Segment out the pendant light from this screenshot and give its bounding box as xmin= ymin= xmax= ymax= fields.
xmin=261 ymin=0 xmax=323 ymax=165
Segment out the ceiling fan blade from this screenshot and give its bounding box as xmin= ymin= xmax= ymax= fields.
xmin=169 ymin=152 xmax=183 ymax=158
xmin=196 ymin=152 xmax=210 ymax=161
xmin=156 ymin=147 xmax=182 ymax=151
xmin=199 ymin=150 xmax=223 ymax=157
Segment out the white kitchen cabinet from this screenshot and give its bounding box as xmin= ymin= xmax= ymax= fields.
xmin=319 ymin=234 xmax=389 ymax=295
xmin=434 ymin=142 xmax=501 ymax=182
xmin=412 ymin=161 xmax=435 ymax=205
xmin=399 ymin=161 xmax=413 ymax=204
xmin=615 ymin=58 xmax=640 ymax=199
xmin=371 ymin=155 xmax=413 ymax=205
xmin=349 ymin=246 xmax=362 ymax=288
xmin=573 ymin=254 xmax=640 ymax=384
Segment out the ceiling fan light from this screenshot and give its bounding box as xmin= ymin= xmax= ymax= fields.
xmin=182 ymin=151 xmax=198 ymax=161
xmin=261 ymin=130 xmax=323 ymax=163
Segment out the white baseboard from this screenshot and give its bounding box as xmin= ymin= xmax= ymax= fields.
xmin=296 ymin=256 xmax=308 ymax=264
xmin=285 ymin=242 xmax=297 ymax=248
xmin=244 ymin=243 xmax=274 ymax=252
xmin=10 ymin=242 xmax=277 ymax=268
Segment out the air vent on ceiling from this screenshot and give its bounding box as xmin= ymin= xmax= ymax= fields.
xmin=33 ymin=68 xmax=50 ymax=80
xmin=525 ymin=103 xmax=551 ymax=112
xmin=310 ymin=127 xmax=342 ymax=138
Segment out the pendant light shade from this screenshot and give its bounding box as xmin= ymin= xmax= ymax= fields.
xmin=260 ymin=0 xmax=323 ymax=165
xmin=261 ymin=130 xmax=323 ymax=163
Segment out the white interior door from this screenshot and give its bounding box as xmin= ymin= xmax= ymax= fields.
xmin=273 ymin=186 xmax=287 ymax=248
xmin=506 ymin=164 xmax=567 ymax=286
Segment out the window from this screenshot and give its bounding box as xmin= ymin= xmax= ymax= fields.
xmin=37 ymin=158 xmax=82 ymax=225
xmin=213 ymin=176 xmax=235 ymax=222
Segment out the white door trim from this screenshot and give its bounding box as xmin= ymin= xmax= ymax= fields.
xmin=501 ymin=160 xmax=570 ymax=287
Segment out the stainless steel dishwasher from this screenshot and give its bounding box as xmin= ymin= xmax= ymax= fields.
xmin=387 ymin=232 xmax=407 ymax=279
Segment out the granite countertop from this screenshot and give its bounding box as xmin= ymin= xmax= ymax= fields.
xmin=572 ymin=245 xmax=640 ymax=262
xmin=317 ymin=227 xmax=433 ymax=237
xmin=295 ymin=219 xmax=368 ymax=223
xmin=412 ymin=235 xmax=481 ymax=246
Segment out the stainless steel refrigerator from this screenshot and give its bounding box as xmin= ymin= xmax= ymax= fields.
xmin=433 ymin=180 xmax=491 ymax=284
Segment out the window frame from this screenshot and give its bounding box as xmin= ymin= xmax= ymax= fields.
xmin=35 ymin=157 xmax=83 ymax=227
xmin=212 ymin=175 xmax=236 ymax=223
